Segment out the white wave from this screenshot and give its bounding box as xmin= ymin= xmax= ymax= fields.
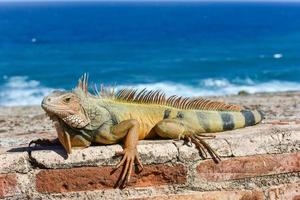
xmin=118 ymin=79 xmax=300 ymax=97
xmin=201 ymin=78 xmax=231 ymax=88
xmin=1 ymin=76 xmax=300 ymax=106
xmin=273 ymin=53 xmax=283 ymax=59
xmin=116 ymin=82 xmax=206 ymax=97
xmin=0 ymin=76 xmax=55 ymax=107
xmin=207 ymin=80 xmax=300 ymax=95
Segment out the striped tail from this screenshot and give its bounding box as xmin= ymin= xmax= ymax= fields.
xmin=241 ymin=109 xmax=264 ymax=127
xmin=196 ymin=109 xmax=264 ymax=133
xmin=219 ymin=109 xmax=264 ymax=132
xmin=188 ymin=109 xmax=264 ymax=164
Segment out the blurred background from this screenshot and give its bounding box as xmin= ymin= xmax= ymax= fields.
xmin=0 ymin=0 xmax=300 ymax=106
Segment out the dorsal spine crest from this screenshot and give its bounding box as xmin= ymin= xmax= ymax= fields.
xmin=76 ymin=74 xmax=242 ymax=112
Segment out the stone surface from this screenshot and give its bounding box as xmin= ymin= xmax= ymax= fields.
xmin=196 ymin=152 xmax=300 ymax=182
xmin=135 ymin=190 xmax=264 ymax=200
xmin=218 ymin=124 xmax=300 ymax=156
xmin=176 ymin=123 xmax=300 ymax=162
xmin=267 ymin=182 xmax=300 ymax=200
xmin=137 ymin=141 xmax=178 ymax=164
xmin=30 ymin=144 xmax=123 ymax=169
xmin=0 ymin=153 xmax=29 ymax=173
xmin=1 ymin=91 xmax=300 ymax=152
xmin=30 ymin=140 xmax=178 ymax=169
xmin=0 ymin=91 xmax=299 ymax=199
xmin=36 ymin=164 xmax=187 ymax=193
xmin=26 ymin=123 xmax=300 ymax=170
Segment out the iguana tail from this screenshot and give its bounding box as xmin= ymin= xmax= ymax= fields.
xmin=182 ymin=109 xmax=264 ymax=163
xmin=194 ymin=109 xmax=264 ymax=133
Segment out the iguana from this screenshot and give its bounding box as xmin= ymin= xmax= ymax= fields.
xmin=31 ymin=74 xmax=263 ymax=188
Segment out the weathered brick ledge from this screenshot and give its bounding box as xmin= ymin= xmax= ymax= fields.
xmin=0 ymin=123 xmax=299 ymax=200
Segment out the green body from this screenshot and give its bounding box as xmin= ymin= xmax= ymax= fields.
xmin=68 ymin=93 xmax=263 ymax=147
xmin=40 ymin=76 xmax=264 ymax=188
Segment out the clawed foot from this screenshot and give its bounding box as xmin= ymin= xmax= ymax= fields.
xmin=184 ymin=134 xmax=221 ymax=164
xmin=28 ymin=138 xmax=59 ymax=156
xmin=112 ymin=148 xmax=143 ymax=189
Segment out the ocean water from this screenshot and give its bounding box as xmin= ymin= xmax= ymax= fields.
xmin=1 ymin=2 xmax=300 ymax=106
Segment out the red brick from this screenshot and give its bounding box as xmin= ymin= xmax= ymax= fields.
xmin=197 ymin=152 xmax=300 ymax=182
xmin=136 ymin=190 xmax=263 ymax=200
xmin=0 ymin=174 xmax=17 ymax=198
xmin=293 ymin=196 xmax=300 ymax=200
xmin=36 ymin=164 xmax=187 ymax=193
xmin=267 ymin=182 xmax=300 ymax=200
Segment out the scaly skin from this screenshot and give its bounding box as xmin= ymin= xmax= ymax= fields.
xmin=35 ymin=75 xmax=264 ymax=188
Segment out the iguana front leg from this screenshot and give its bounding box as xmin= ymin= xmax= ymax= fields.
xmin=111 ymin=119 xmax=143 ymax=188
xmin=54 ymin=120 xmax=72 ymax=154
xmin=29 ymin=119 xmax=91 ymax=155
xmin=28 ymin=119 xmax=72 ymax=155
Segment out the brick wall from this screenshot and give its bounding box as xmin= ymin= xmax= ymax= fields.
xmin=0 ymin=123 xmax=299 ymax=199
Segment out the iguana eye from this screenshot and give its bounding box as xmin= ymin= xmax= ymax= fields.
xmin=64 ymin=97 xmax=71 ymax=103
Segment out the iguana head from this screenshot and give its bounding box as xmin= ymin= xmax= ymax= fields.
xmin=41 ymin=74 xmax=112 ymax=154
xmin=41 ymin=90 xmax=90 ymax=129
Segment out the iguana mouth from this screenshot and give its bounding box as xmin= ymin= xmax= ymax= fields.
xmin=45 ymin=112 xmax=56 ymax=121
xmin=42 ymin=103 xmax=75 ymax=118
xmin=42 ymin=104 xmax=89 ymax=129
xmin=42 ymin=104 xmax=67 ymax=124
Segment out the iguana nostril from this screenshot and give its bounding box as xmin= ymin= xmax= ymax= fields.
xmin=47 ymin=97 xmax=51 ymax=102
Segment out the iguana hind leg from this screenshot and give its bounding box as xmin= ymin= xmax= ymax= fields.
xmin=154 ymin=119 xmax=221 ymax=163
xmin=111 ymin=119 xmax=143 ymax=189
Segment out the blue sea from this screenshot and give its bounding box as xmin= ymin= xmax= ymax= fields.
xmin=1 ymin=2 xmax=300 ymax=106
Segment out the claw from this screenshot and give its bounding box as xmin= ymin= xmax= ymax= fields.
xmin=119 ymin=157 xmax=130 ymax=188
xmin=27 ymin=138 xmax=59 ymax=158
xmin=29 ymin=139 xmax=53 ymax=147
xmin=183 ymin=135 xmax=193 ymax=147
xmin=187 ymin=135 xmax=221 ymax=164
xmin=189 ymin=135 xmax=207 ymax=159
xmin=194 ymin=135 xmax=221 ymax=163
xmin=112 ymin=149 xmax=142 ymax=189
xmin=114 ymin=155 xmax=126 ymax=170
xmin=134 ymin=155 xmax=144 ymax=173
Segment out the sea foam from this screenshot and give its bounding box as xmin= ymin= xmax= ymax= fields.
xmin=118 ymin=79 xmax=300 ymax=97
xmin=0 ymin=76 xmax=54 ymax=106
xmin=1 ymin=76 xmax=300 ymax=106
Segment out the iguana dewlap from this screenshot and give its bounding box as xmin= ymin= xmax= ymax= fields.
xmin=40 ymin=74 xmax=263 ymax=188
